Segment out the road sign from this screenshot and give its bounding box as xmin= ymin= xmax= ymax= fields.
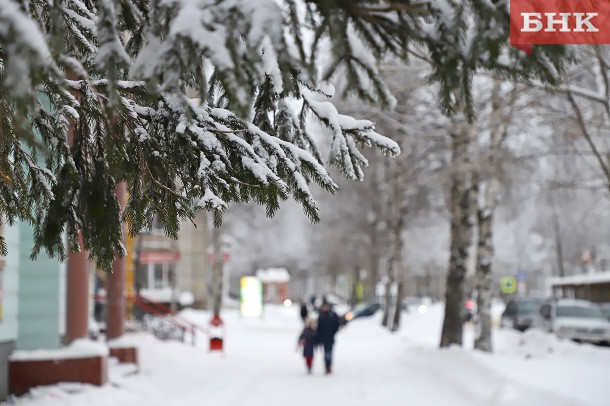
xmin=500 ymin=276 xmax=517 ymax=294
xmin=516 ymin=270 xmax=527 ymax=282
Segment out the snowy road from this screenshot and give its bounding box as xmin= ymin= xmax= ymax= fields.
xmin=12 ymin=304 xmax=610 ymax=406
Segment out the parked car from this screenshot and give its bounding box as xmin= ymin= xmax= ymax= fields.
xmin=598 ymin=303 xmax=610 ymax=321
xmin=501 ymin=297 xmax=544 ymax=331
xmin=535 ymin=299 xmax=610 ymax=345
xmin=343 ymin=303 xmax=380 ymax=323
xmin=403 ymin=297 xmax=428 ymax=314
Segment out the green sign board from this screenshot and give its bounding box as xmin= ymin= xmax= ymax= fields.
xmin=500 ymin=276 xmax=517 ymax=294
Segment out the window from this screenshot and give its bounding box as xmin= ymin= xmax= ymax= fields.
xmin=556 ymin=305 xmax=605 ymax=319
xmin=516 ymin=300 xmax=542 ymax=315
xmin=153 ymin=264 xmax=165 ymax=289
xmin=144 ymin=263 xmax=171 ymax=290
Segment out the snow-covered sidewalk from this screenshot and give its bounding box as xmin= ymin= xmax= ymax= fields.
xmin=9 ymin=304 xmax=610 ymax=406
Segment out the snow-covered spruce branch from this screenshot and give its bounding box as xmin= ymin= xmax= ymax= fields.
xmin=0 ymin=0 xmax=573 ymax=270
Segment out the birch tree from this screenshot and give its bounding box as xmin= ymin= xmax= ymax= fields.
xmin=440 ymin=105 xmax=477 ymax=348
xmin=381 ymin=147 xmax=409 ymax=329
xmin=473 ymin=80 xmax=518 ymax=352
xmin=562 ymin=46 xmax=610 ymax=194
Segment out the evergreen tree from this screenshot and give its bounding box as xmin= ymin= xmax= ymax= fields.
xmin=0 ymin=0 xmax=570 ymax=270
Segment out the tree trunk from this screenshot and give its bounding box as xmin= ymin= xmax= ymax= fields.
xmin=473 ymin=180 xmax=498 ymax=352
xmin=391 ymin=280 xmax=403 ymax=331
xmin=350 ymin=265 xmax=360 ymax=307
xmin=367 ymin=161 xmax=386 ymax=304
xmin=381 ymin=280 xmax=393 ymax=327
xmin=381 ymin=157 xmax=408 ymax=329
xmin=551 ymin=192 xmax=566 ymax=277
xmin=211 ymin=221 xmax=224 ymax=316
xmin=368 ymin=243 xmax=379 ymax=303
xmin=440 ymin=111 xmax=476 ymax=348
xmin=474 ymin=81 xmax=517 ymax=352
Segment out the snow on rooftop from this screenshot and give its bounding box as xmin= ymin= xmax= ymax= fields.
xmin=107 ymin=335 xmax=141 ymax=349
xmin=140 ymin=287 xmax=173 ymax=303
xmin=550 ymin=270 xmax=610 ymax=286
xmin=139 ymin=288 xmax=194 ymax=306
xmin=256 ymin=267 xmax=290 ymax=283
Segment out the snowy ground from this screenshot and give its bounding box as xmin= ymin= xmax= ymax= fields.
xmin=8 ymin=304 xmax=610 ymax=406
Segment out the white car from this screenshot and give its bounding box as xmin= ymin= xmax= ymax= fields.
xmin=536 ymin=299 xmax=610 ymax=344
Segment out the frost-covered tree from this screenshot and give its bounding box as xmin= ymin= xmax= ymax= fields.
xmin=0 ymin=0 xmax=569 ymax=270
xmin=315 ymin=61 xmax=448 ymax=318
xmin=561 ymin=46 xmax=610 ymax=194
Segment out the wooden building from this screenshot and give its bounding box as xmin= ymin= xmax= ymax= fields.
xmin=256 ymin=268 xmax=290 ymax=305
xmin=550 ymin=271 xmax=610 ymax=303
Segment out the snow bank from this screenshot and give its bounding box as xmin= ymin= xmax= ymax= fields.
xmin=107 ymin=335 xmax=140 ymax=349
xmin=13 ymin=304 xmax=610 ymax=406
xmin=10 ymin=339 xmax=108 ymax=361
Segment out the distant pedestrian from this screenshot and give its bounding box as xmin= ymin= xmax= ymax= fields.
xmin=316 ymin=302 xmax=340 ymax=375
xmin=297 ymin=318 xmax=317 ymax=374
xmin=299 ymin=299 xmax=308 ymax=323
xmin=309 ymin=295 xmax=317 ymax=311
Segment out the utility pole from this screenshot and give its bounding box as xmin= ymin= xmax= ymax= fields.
xmin=211 ymin=222 xmax=224 ymax=316
xmin=550 ymin=191 xmax=566 ymax=278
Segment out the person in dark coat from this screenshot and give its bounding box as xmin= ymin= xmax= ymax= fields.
xmin=297 ymin=318 xmax=317 ymax=374
xmin=316 ymin=302 xmax=340 ymax=374
xmin=299 ymin=299 xmax=308 ymax=323
xmin=309 ymin=295 xmax=317 ymax=311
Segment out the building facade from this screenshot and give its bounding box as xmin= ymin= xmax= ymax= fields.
xmin=256 ymin=268 xmax=290 ymax=304
xmin=178 ymin=211 xmax=209 ymax=309
xmin=0 ymin=221 xmax=65 ymax=401
xmin=0 ymin=222 xmax=19 ymax=400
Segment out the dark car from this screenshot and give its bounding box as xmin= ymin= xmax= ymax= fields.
xmin=343 ymin=303 xmax=380 ymax=323
xmin=501 ymin=297 xmax=543 ymax=331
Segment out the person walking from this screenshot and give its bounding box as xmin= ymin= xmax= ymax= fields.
xmin=316 ymin=301 xmax=340 ymax=375
xmin=309 ymin=295 xmax=318 ymax=311
xmin=297 ymin=318 xmax=317 ymax=374
xmin=299 ymin=298 xmax=308 ymax=323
